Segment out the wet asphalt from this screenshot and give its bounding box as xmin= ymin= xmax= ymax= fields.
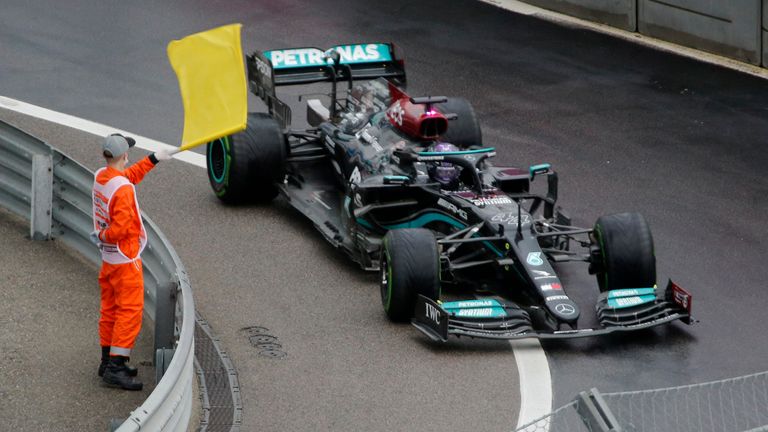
xmin=0 ymin=207 xmax=157 ymax=431
xmin=2 ymin=0 xmax=768 ymax=427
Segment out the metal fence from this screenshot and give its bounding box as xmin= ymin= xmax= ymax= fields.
xmin=515 ymin=371 xmax=768 ymax=432
xmin=0 ymin=119 xmax=195 ymax=431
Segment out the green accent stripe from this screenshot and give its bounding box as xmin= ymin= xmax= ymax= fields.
xmin=208 ymin=137 xmax=228 ymax=184
xmin=607 ymin=294 xmax=656 ymax=309
xmin=357 ymin=212 xmax=504 ymax=257
xmin=418 ymin=147 xmax=495 ymax=156
xmin=607 ymin=288 xmax=656 ymax=299
xmin=382 ymin=212 xmax=465 ymax=230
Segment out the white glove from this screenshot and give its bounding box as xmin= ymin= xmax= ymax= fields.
xmin=154 ymin=150 xmax=173 ymax=162
xmin=89 ymin=231 xmax=102 ymax=248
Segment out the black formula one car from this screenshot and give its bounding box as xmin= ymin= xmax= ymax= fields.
xmin=205 ymin=42 xmax=694 ymax=341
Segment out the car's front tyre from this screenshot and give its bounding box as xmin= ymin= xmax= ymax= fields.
xmin=380 ymin=228 xmax=441 ymax=322
xmin=590 ymin=212 xmax=656 ymax=292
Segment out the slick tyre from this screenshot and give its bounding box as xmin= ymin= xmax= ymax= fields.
xmin=380 ymin=228 xmax=441 ymax=322
xmin=592 ymin=212 xmax=656 ymax=292
xmin=206 ymin=113 xmax=286 ymax=204
xmin=435 ymin=97 xmax=482 ymax=148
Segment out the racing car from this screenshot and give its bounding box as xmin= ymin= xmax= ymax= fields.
xmin=205 ymin=42 xmax=694 ymax=341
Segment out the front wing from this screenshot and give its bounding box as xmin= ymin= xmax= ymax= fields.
xmin=411 ymin=280 xmax=694 ymax=342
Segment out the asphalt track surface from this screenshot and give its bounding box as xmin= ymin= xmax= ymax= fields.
xmin=2 ymin=0 xmax=768 ymax=428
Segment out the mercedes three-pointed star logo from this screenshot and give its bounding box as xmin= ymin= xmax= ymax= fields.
xmin=555 ymin=303 xmax=576 ymax=315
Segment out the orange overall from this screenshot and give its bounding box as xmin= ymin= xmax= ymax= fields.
xmin=92 ymin=157 xmax=156 ymax=357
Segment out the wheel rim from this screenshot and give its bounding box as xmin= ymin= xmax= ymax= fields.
xmin=380 ymin=253 xmax=391 ymax=310
xmin=208 ymin=137 xmax=228 ymax=183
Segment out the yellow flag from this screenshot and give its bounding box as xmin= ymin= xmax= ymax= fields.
xmin=167 ymin=24 xmax=247 ymax=152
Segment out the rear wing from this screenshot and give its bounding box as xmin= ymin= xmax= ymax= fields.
xmin=246 ymin=43 xmax=406 ymax=128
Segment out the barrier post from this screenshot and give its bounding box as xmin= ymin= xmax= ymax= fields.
xmin=30 ymin=154 xmax=52 ymax=240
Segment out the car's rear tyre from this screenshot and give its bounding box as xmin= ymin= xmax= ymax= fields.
xmin=591 ymin=212 xmax=656 ymax=292
xmin=380 ymin=228 xmax=441 ymax=322
xmin=436 ymin=97 xmax=482 ymax=148
xmin=206 ymin=113 xmax=285 ymax=204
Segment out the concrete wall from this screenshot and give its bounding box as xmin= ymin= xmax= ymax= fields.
xmin=764 ymin=0 xmax=768 ymax=66
xmin=523 ymin=0 xmax=637 ymax=31
xmin=518 ymin=0 xmax=767 ymax=67
xmin=639 ymin=0 xmax=761 ymax=65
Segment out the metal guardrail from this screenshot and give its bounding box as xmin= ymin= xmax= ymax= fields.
xmin=515 ymin=371 xmax=768 ymax=432
xmin=0 ymin=119 xmax=195 ymax=431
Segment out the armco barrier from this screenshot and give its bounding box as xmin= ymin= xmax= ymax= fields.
xmin=0 ymin=119 xmax=195 ymax=431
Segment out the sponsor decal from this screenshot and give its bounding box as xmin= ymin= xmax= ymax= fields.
xmin=608 ymin=296 xmax=652 ymax=308
xmin=453 ymin=300 xmax=495 ymax=308
xmin=607 ymin=288 xmax=655 ymax=299
xmin=541 ymin=283 xmax=563 ymax=291
xmin=456 ymin=308 xmax=494 ymax=317
xmin=417 ymin=155 xmax=445 ymax=161
xmin=437 ymin=198 xmax=468 ymax=220
xmin=526 ymin=252 xmax=544 ymax=266
xmin=252 ymin=56 xmax=271 ymax=78
xmin=472 ymin=196 xmax=513 ymax=206
xmin=425 ymin=302 xmax=441 ymax=325
xmin=349 ymin=166 xmax=361 ymax=185
xmin=265 ymin=43 xmax=391 ymax=69
xmin=554 ymin=303 xmax=576 ymax=316
xmin=492 ymin=212 xmax=531 ymax=226
xmin=441 ymin=299 xmax=508 ymax=318
xmin=532 ymin=270 xmax=557 ymax=280
xmin=387 ymin=102 xmax=404 ymax=126
xmin=546 ymin=295 xmax=569 ymax=301
xmin=333 ymin=43 xmax=391 ymax=63
xmin=266 ymin=48 xmax=325 ymax=68
xmin=671 ymin=282 xmax=692 ymax=313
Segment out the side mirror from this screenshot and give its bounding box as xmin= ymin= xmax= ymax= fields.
xmin=529 ymin=163 xmax=551 ymax=181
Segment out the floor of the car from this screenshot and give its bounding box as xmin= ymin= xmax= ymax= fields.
xmin=281 ymin=159 xmax=350 ymax=249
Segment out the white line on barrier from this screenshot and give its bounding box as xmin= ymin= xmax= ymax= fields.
xmin=0 ymin=96 xmax=206 ymax=168
xmin=1 ymin=93 xmax=553 ymax=429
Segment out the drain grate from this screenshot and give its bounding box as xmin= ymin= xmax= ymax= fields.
xmin=195 ymin=313 xmax=242 ymax=432
xmin=242 ymin=326 xmax=288 ymax=359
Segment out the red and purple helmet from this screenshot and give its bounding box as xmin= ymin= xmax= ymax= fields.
xmin=427 ymin=142 xmax=461 ymax=188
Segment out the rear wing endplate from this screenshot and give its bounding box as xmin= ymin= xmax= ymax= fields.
xmin=246 ymin=43 xmax=406 ymax=128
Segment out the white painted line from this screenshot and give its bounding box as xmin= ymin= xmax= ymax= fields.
xmin=478 ymin=0 xmax=768 ymax=80
xmin=510 ymin=339 xmax=552 ymax=430
xmin=0 ymin=96 xmax=206 ymax=168
xmin=473 ymin=292 xmax=552 ymax=429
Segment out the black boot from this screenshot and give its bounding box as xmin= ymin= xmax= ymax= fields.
xmin=98 ymin=347 xmax=137 ymax=377
xmin=103 ymin=356 xmax=143 ymax=391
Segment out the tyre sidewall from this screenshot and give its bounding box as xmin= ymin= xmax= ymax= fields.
xmin=593 ymin=212 xmax=656 ymax=291
xmin=381 ymin=229 xmax=441 ymax=322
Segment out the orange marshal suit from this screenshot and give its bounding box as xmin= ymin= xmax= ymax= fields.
xmin=92 ymin=157 xmax=156 ymax=357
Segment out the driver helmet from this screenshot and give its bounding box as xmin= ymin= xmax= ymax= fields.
xmin=427 ymin=142 xmax=461 ymax=189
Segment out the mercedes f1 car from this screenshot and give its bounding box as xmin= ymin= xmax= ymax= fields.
xmin=205 ymin=42 xmax=694 ymax=341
